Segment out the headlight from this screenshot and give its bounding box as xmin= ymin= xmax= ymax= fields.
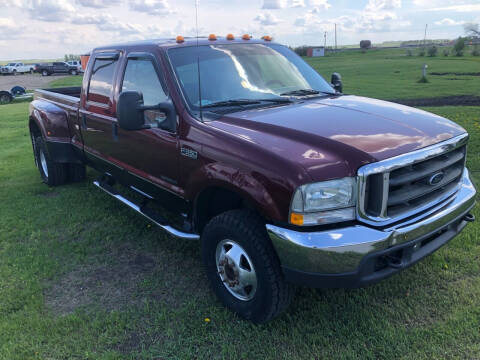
xmin=290 ymin=177 xmax=356 ymax=226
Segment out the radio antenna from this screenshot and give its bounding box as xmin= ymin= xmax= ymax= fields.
xmin=195 ymin=0 xmax=203 ymax=121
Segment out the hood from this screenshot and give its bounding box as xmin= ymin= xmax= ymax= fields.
xmin=208 ymin=95 xmax=466 ymax=181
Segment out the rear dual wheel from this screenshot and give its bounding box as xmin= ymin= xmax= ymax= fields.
xmin=33 ymin=136 xmax=86 ymax=186
xmin=201 ymin=209 xmax=294 ymax=323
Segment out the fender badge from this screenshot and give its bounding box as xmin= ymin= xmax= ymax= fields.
xmin=181 ymin=147 xmax=198 ymax=159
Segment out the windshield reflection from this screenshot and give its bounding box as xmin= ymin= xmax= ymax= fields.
xmin=168 ymin=43 xmax=334 ymax=111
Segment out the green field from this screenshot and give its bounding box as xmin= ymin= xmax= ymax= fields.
xmin=0 ymin=48 xmax=479 ymax=359
xmin=308 ymin=46 xmax=480 ymax=100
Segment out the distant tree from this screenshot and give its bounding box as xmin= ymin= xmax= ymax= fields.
xmin=443 ymin=49 xmax=449 ymax=56
xmin=406 ymin=49 xmax=413 ymax=56
xmin=472 ymin=45 xmax=480 ymax=56
xmin=293 ymin=46 xmax=309 ymax=57
xmin=453 ymin=37 xmax=466 ymax=56
xmin=427 ymin=45 xmax=438 ymax=57
xmin=64 ymin=54 xmax=69 ymax=61
xmin=418 ymin=48 xmax=425 ymax=56
xmin=360 ymin=40 xmax=371 ymax=49
xmin=464 ymin=23 xmax=479 ymax=37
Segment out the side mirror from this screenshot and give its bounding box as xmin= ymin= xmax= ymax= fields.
xmin=117 ymin=91 xmax=145 ymax=130
xmin=331 ymin=72 xmax=343 ymax=93
xmin=117 ymin=91 xmax=177 ymax=132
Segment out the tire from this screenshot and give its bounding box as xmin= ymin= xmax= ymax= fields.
xmin=13 ymin=70 xmax=17 ymax=76
xmin=67 ymin=163 xmax=86 ymax=182
xmin=42 ymin=70 xmax=48 ymax=76
xmin=30 ymin=69 xmax=34 ymax=74
xmin=0 ymin=91 xmax=12 ymax=104
xmin=201 ymin=209 xmax=294 ymax=323
xmin=33 ymin=136 xmax=67 ymax=186
xmin=70 ymin=69 xmax=77 ymax=75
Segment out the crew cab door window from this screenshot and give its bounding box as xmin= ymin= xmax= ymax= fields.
xmin=122 ymin=59 xmax=167 ymax=106
xmin=122 ymin=58 xmax=168 ymax=126
xmin=88 ymin=58 xmax=117 ymax=105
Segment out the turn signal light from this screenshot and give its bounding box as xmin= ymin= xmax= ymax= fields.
xmin=226 ymin=33 xmax=235 ymax=40
xmin=176 ymin=35 xmax=184 ymax=43
xmin=290 ymin=213 xmax=304 ymax=226
xmin=262 ymin=35 xmax=272 ymax=41
xmin=208 ymin=34 xmax=217 ymax=41
xmin=242 ymin=34 xmax=251 ymax=40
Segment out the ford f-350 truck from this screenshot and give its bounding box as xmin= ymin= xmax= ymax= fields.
xmin=29 ymin=36 xmax=476 ymax=323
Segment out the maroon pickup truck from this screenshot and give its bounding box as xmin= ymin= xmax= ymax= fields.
xmin=29 ymin=36 xmax=476 ymax=323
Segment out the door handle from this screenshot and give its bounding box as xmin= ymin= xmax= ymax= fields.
xmin=112 ymin=122 xmax=118 ymax=141
xmin=81 ymin=114 xmax=87 ymax=130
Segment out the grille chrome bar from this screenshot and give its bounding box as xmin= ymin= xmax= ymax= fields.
xmin=357 ymin=133 xmax=468 ymax=227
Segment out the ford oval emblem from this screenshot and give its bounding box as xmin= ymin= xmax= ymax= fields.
xmin=428 ymin=172 xmax=444 ymax=186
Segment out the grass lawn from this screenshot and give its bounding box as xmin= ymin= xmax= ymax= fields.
xmin=306 ymin=47 xmax=480 ymax=100
xmin=48 ymin=75 xmax=83 ymax=88
xmin=0 ymin=49 xmax=479 ymax=359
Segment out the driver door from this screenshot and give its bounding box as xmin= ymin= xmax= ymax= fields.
xmin=112 ymin=53 xmax=180 ymax=199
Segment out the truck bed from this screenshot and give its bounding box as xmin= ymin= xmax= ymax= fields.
xmin=34 ymin=87 xmax=81 ymax=108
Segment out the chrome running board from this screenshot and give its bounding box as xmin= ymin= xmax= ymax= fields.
xmin=93 ymin=180 xmax=200 ymax=240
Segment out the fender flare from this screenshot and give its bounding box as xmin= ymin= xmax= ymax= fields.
xmin=29 ymin=101 xmax=82 ymax=164
xmin=187 ymin=162 xmax=288 ymax=224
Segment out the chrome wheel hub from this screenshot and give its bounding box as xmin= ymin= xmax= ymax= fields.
xmin=216 ymin=239 xmax=257 ymax=301
xmin=39 ymin=150 xmax=48 ymax=177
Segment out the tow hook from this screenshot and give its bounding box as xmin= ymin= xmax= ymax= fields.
xmin=464 ymin=213 xmax=475 ymax=222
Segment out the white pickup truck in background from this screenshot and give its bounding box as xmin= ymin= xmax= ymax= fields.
xmin=0 ymin=62 xmax=34 ymax=75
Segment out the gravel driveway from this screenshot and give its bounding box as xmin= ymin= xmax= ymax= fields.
xmin=0 ymin=73 xmax=72 ymax=91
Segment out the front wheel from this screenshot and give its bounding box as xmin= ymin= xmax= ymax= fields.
xmin=201 ymin=209 xmax=294 ymax=323
xmin=70 ymin=69 xmax=77 ymax=75
xmin=13 ymin=70 xmax=17 ymax=76
xmin=42 ymin=70 xmax=48 ymax=76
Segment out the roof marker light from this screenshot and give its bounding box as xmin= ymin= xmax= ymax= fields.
xmin=176 ymin=35 xmax=184 ymax=43
xmin=226 ymin=33 xmax=235 ymax=40
xmin=242 ymin=34 xmax=251 ymax=40
xmin=208 ymin=34 xmax=217 ymax=41
xmin=262 ymin=35 xmax=272 ymax=41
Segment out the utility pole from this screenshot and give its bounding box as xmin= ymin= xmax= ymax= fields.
xmin=334 ymin=23 xmax=337 ymax=53
xmin=324 ymin=31 xmax=326 ymax=49
xmin=423 ymin=24 xmax=428 ymax=47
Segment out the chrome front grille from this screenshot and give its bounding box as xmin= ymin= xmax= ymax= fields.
xmin=357 ymin=133 xmax=468 ymax=226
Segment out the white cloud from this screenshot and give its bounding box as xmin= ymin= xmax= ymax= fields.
xmin=76 ymin=0 xmax=121 ymax=8
xmin=254 ymin=13 xmax=282 ymax=26
xmin=71 ymin=13 xmax=112 ymax=25
xmin=262 ymin=0 xmax=287 ymax=9
xmin=431 ymin=4 xmax=480 ymax=12
xmin=434 ymin=18 xmax=465 ymax=26
xmin=18 ymin=0 xmax=76 ymax=22
xmin=365 ymin=0 xmax=401 ymax=11
xmin=0 ymin=18 xmax=23 ymax=40
xmin=129 ymin=0 xmax=174 ymax=15
xmin=291 ymin=0 xmax=305 ymax=7
xmin=307 ymin=0 xmax=331 ymax=9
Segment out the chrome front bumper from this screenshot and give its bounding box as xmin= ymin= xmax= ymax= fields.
xmin=267 ymin=169 xmax=476 ymax=282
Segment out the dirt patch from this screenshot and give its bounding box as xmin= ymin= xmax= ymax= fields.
xmin=430 ymin=72 xmax=480 ymax=76
xmin=0 ymin=73 xmax=76 ymax=91
xmin=44 ymin=242 xmax=209 ymax=316
xmin=391 ymin=95 xmax=480 ymax=107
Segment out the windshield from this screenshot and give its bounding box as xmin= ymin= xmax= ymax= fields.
xmin=168 ymin=43 xmax=334 ymax=112
xmin=7 ymin=63 xmax=15 ymax=66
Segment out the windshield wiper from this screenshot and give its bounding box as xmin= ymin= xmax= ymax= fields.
xmin=202 ymin=99 xmax=261 ymax=108
xmin=280 ymin=89 xmax=335 ymax=96
xmin=202 ymin=97 xmax=292 ymax=109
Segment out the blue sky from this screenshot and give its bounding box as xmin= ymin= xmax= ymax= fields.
xmin=1 ymin=0 xmax=479 ymax=60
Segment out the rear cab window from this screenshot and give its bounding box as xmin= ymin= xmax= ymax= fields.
xmin=86 ymin=53 xmax=119 ymax=114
